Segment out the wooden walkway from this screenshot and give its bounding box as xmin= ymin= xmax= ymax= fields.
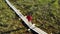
xmin=5 ymin=0 xmax=47 ymax=34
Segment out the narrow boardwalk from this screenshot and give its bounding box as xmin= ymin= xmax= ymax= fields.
xmin=5 ymin=0 xmax=47 ymax=34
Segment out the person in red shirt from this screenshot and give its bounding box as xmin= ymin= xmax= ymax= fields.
xmin=26 ymin=14 xmax=32 ymax=22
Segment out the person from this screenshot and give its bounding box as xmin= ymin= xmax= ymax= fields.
xmin=26 ymin=14 xmax=32 ymax=22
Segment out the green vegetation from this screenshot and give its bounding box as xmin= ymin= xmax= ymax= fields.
xmin=0 ymin=0 xmax=60 ymax=34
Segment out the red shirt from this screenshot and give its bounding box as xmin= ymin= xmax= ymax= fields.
xmin=26 ymin=15 xmax=32 ymax=22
